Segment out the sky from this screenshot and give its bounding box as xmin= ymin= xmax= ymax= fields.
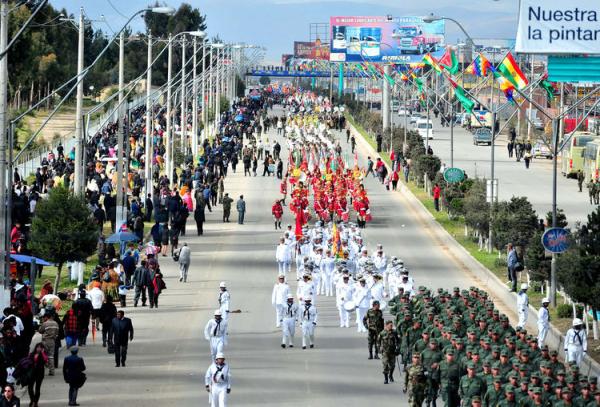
xmin=50 ymin=0 xmax=519 ymax=64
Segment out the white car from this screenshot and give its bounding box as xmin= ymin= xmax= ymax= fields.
xmin=409 ymin=113 xmax=422 ymax=124
xmin=416 ymin=119 xmax=434 ymax=139
xmin=397 ymin=107 xmax=410 ymax=116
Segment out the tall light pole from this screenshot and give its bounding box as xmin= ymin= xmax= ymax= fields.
xmin=115 ymin=31 xmax=126 ymax=230
xmin=208 ymin=44 xmax=213 ymax=137
xmin=201 ymin=39 xmax=206 ymax=142
xmin=0 ymin=0 xmax=9 ymax=297
xmin=191 ymin=36 xmax=198 ymax=157
xmin=166 ymin=33 xmax=173 ymax=183
xmin=144 ymin=32 xmax=153 ymax=199
xmin=215 ymin=45 xmax=221 ymax=130
xmin=180 ymin=36 xmax=187 ymax=153
xmin=73 ymin=7 xmax=85 ymax=194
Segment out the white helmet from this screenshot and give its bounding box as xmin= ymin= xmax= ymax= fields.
xmin=542 ymin=297 xmax=550 ymax=304
xmin=520 ymin=283 xmax=529 ymax=290
xmin=573 ymin=318 xmax=583 ymax=327
xmin=215 ymin=352 xmax=225 ymax=359
xmin=219 ymin=281 xmax=227 ymax=288
xmin=214 ymin=310 xmax=222 ymax=316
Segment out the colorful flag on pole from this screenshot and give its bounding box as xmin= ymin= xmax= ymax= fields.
xmin=464 ymin=54 xmax=491 ymax=77
xmin=540 ymin=74 xmax=556 ymax=101
xmin=422 ymin=53 xmax=443 ymax=73
xmin=439 ymin=47 xmax=459 ymax=74
xmin=498 ymin=52 xmax=529 ymax=90
xmin=448 ymin=78 xmax=475 ymax=113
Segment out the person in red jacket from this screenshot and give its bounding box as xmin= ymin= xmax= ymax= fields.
xmin=391 ymin=170 xmax=400 ymax=191
xmin=433 ymin=183 xmax=442 ymax=212
xmin=272 ymin=200 xmax=284 ymax=230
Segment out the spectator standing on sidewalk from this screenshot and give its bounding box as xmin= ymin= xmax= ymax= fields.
xmin=433 ymin=184 xmax=441 ymax=212
xmin=237 ymin=195 xmax=246 ymax=225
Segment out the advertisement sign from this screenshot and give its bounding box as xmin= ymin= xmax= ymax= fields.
xmin=329 ymin=16 xmax=445 ymax=64
xmin=515 ymin=1 xmax=600 ymax=54
xmin=548 ymin=56 xmax=600 ymax=83
xmin=294 ymin=41 xmax=330 ymax=60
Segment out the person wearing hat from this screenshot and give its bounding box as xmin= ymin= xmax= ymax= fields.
xmin=335 ymin=274 xmax=353 ymax=328
xmin=485 ymin=377 xmax=505 ymax=407
xmin=363 ymin=300 xmax=384 ymax=359
xmin=354 ymin=278 xmax=371 ymax=333
xmin=421 ymin=338 xmax=443 ymax=406
xmin=218 ymin=282 xmax=230 ymax=321
xmin=272 ymin=275 xmax=290 ymax=328
xmin=204 ymin=310 xmax=228 ymax=360
xmin=497 ymin=384 xmax=517 ymax=406
xmin=63 ymin=346 xmax=86 ymax=406
xmin=517 ymin=283 xmax=529 ymax=329
xmin=320 ymin=247 xmax=335 ymax=297
xmin=276 ymin=237 xmax=292 ymax=277
xmin=574 ymin=382 xmax=593 ymax=405
xmin=439 ymin=348 xmax=460 ymax=407
xmin=458 ymin=362 xmax=485 ymax=407
xmin=537 ymin=297 xmax=550 ymax=347
xmin=38 ymin=311 xmax=59 ymax=376
xmin=221 ymin=193 xmax=233 ymax=222
xmin=564 ymin=318 xmax=587 ymax=366
xmin=204 ymin=352 xmax=231 ymax=407
xmin=297 ymin=273 xmax=316 ymax=308
xmin=281 ymin=294 xmax=299 ymax=348
xmin=300 ymin=297 xmax=317 ymax=349
xmin=378 ymin=320 xmax=400 ymax=384
xmin=403 ymin=353 xmax=427 ymax=406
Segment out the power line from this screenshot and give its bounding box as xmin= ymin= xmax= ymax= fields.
xmin=106 ymin=0 xmax=128 ymax=19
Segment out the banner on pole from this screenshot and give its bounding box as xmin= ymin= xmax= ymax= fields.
xmin=516 ymin=1 xmax=600 ymax=54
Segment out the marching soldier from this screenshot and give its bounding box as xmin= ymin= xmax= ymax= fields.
xmin=301 ymin=297 xmax=317 ymax=349
xmin=421 ymin=338 xmax=443 ymax=407
xmin=404 ymin=353 xmax=427 ymax=407
xmin=281 ymin=294 xmax=298 ymax=348
xmin=458 ymin=362 xmax=485 ymax=407
xmin=363 ymin=300 xmax=384 ymax=359
xmin=439 ymin=348 xmax=460 ymax=407
xmin=204 ymin=310 xmax=228 ymax=363
xmin=377 ymin=320 xmax=400 ymax=384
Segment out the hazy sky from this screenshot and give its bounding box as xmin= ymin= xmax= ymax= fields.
xmin=50 ymin=0 xmax=519 ymax=63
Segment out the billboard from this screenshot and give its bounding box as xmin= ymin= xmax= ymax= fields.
xmin=515 ymin=0 xmax=600 ymax=54
xmin=329 ymin=16 xmax=445 ymax=64
xmin=293 ymin=40 xmax=330 ymax=60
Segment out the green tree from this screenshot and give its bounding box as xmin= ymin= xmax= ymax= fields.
xmin=492 ymin=196 xmax=538 ymax=250
xmin=525 ymin=231 xmax=551 ymax=282
xmin=463 ymin=179 xmax=489 ymax=238
xmin=413 ymin=154 xmax=441 ymax=181
xmin=545 ymin=208 xmax=568 ymax=228
xmin=29 ymin=187 xmax=99 ymax=290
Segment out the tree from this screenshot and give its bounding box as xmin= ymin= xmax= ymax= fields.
xmin=525 ymin=231 xmax=551 ymax=282
xmin=29 ymin=187 xmax=99 ymax=290
xmin=492 ymin=196 xmax=538 ymax=251
xmin=463 ymin=179 xmax=489 ymax=238
xmin=413 ymin=154 xmax=441 ymax=181
xmin=546 ymin=208 xmax=568 ymax=229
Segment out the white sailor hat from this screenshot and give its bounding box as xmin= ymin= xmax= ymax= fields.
xmin=214 ymin=309 xmax=222 ymax=316
xmin=287 ymin=294 xmax=294 ymax=299
xmin=219 ymin=281 xmax=227 ymax=288
xmin=215 ymin=352 xmax=225 ymax=359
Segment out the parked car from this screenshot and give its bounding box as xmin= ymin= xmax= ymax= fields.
xmin=397 ymin=107 xmax=410 ymax=116
xmin=409 ymin=113 xmax=422 ymax=124
xmin=391 ymin=100 xmax=400 ymax=112
xmin=416 ymin=119 xmax=433 ymax=139
xmin=473 ymin=128 xmax=492 ymax=145
xmin=532 ymin=141 xmax=553 ymax=158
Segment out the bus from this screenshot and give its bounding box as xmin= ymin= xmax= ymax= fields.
xmin=561 ymin=131 xmax=599 ymax=177
xmin=582 ymin=139 xmax=600 ymax=182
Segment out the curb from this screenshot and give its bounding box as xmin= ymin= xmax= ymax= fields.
xmin=347 ymin=118 xmax=600 ymax=377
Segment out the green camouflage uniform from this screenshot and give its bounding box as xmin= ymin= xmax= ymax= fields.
xmin=404 ymin=363 xmax=427 ymax=407
xmin=363 ymin=308 xmax=384 ymax=357
xmin=458 ymin=374 xmax=485 ymax=407
xmin=439 ymin=359 xmax=460 ymax=407
xmin=377 ymin=328 xmax=400 ymax=380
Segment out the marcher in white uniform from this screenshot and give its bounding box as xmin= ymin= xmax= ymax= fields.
xmin=564 ymin=318 xmax=587 ymax=366
xmin=354 ymin=278 xmax=371 ymax=333
xmin=336 ymin=275 xmax=353 ymax=328
xmin=321 ymin=249 xmax=335 ymax=296
xmin=271 ymin=275 xmax=290 ymax=328
xmin=204 ymin=310 xmax=228 ymax=360
xmin=372 ymin=245 xmax=387 ymax=274
xmin=275 ymin=237 xmax=292 ymax=276
xmin=205 ymin=353 xmax=231 ymax=407
xmin=370 ymin=274 xmax=385 ymax=306
xmin=281 ymin=295 xmax=299 ymax=348
xmin=537 ymin=297 xmax=550 ymax=347
xmin=297 ymin=274 xmax=315 ymax=306
xmin=296 ymin=238 xmax=311 ymax=280
xmin=300 ymin=297 xmax=317 ymax=349
xmin=516 ymin=283 xmax=529 ymax=328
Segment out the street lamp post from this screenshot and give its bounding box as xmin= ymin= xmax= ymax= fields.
xmin=166 ymin=33 xmax=173 ymax=183
xmin=115 ymin=31 xmax=126 ymax=231
xmin=144 ymin=32 xmax=153 ymax=199
xmin=73 ymin=7 xmax=85 ymax=194
xmin=192 ymin=36 xmax=198 ymax=157
xmin=180 ymin=36 xmax=187 ymax=154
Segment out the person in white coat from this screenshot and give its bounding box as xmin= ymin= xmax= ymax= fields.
xmin=281 ymin=295 xmax=299 ymax=348
xmin=564 ymin=318 xmax=587 ymax=366
xmin=300 ymin=297 xmax=317 ymax=349
xmin=516 ymin=283 xmax=529 ymax=329
xmin=370 ymin=274 xmax=386 ymax=306
xmin=177 ymin=242 xmax=191 ymax=282
xmin=297 ymin=274 xmax=315 ymax=306
xmin=275 ymin=237 xmax=291 ymax=276
xmin=205 ymin=353 xmax=231 ymax=407
xmin=354 ymin=278 xmax=371 ymax=333
xmin=219 ymin=282 xmax=230 ymax=321
xmin=321 ymin=249 xmax=335 ymax=296
xmin=537 ymin=297 xmax=550 ymax=347
xmin=336 ymin=275 xmax=353 ymax=328
xmin=204 ymin=310 xmax=228 ymax=360
xmin=372 ymin=245 xmax=387 ymax=274
xmin=271 ymin=275 xmax=290 ymax=328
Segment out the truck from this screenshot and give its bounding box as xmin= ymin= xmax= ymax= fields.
xmin=395 ymin=26 xmax=443 ymax=55
xmin=469 ymin=110 xmax=494 ymax=130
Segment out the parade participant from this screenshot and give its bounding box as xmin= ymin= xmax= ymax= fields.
xmin=218 ymin=282 xmax=230 ymax=321
xmin=517 ymin=283 xmax=529 ymax=329
xmin=321 ymin=248 xmax=335 ymax=296
xmin=354 ymin=278 xmax=372 ymax=333
xmin=538 ymin=297 xmax=550 ymax=347
xmin=297 ymin=273 xmax=315 ymax=307
xmin=271 ymin=275 xmax=290 ymax=328
xmin=378 ymin=320 xmax=400 ymax=384
xmin=272 ymin=200 xmax=284 ymax=230
xmin=301 ymin=297 xmax=317 ymax=349
xmin=564 ymin=318 xmax=587 ymax=366
xmin=363 ymin=300 xmax=384 ymax=359
xmin=404 ymin=353 xmax=427 ymax=406
xmin=275 ymin=237 xmax=292 ymax=276
xmin=336 ymin=274 xmax=353 ymax=328
xmin=204 ymin=310 xmax=228 ymax=361
xmin=205 ymin=353 xmax=231 ymax=407
xmin=281 ymin=295 xmax=298 ymax=348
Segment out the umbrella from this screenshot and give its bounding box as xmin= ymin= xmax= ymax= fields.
xmin=10 ymin=254 xmax=52 ymax=266
xmin=234 ymin=114 xmax=244 ymax=122
xmin=105 ymin=231 xmax=138 ymax=244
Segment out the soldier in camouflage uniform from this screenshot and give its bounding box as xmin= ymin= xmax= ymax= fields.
xmin=439 ymin=348 xmax=460 ymax=407
xmin=458 ymin=362 xmax=485 ymax=407
xmin=404 ymin=353 xmax=427 ymax=407
xmin=401 ymin=319 xmax=423 ymax=370
xmin=421 ymin=338 xmax=443 ymax=407
xmin=378 ymin=320 xmax=400 ymax=384
xmin=363 ymin=300 xmax=384 ymax=359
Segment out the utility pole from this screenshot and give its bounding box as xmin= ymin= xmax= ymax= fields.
xmin=73 ymin=7 xmax=85 ymax=194
xmin=208 ymin=45 xmax=213 ymax=137
xmin=192 ymin=36 xmax=198 ymax=157
xmin=200 ymin=39 xmax=206 ymax=143
xmin=215 ymin=47 xmax=221 ymax=129
xmin=180 ymin=36 xmax=187 ymax=153
xmin=0 ymin=0 xmax=9 ymax=301
xmin=165 ymin=33 xmax=173 ymax=182
xmin=115 ymin=31 xmax=126 ymax=230
xmin=144 ymin=32 xmax=152 ymax=199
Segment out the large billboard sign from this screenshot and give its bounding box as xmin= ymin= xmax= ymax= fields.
xmin=294 ymin=40 xmax=330 ymax=60
xmin=329 ymin=16 xmax=445 ymax=64
xmin=516 ymin=1 xmax=600 ymax=54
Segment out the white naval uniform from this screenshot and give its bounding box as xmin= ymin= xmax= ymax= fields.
xmin=387 ymin=271 xmax=401 ymax=298
xmin=282 ymin=301 xmax=299 ymax=346
xmin=271 ymin=282 xmax=290 ymax=327
xmin=301 ymin=303 xmax=318 ymax=348
xmin=336 ymin=281 xmax=353 ymax=327
xmin=354 ymin=284 xmax=371 ymax=333
xmin=564 ymin=327 xmax=587 ymax=366
xmin=370 ymin=281 xmax=385 ymax=306
xmin=373 ymin=254 xmax=387 ymax=274
xmin=297 ymin=279 xmax=315 ymax=306
xmin=516 ymin=290 xmax=528 ymax=328
xmin=275 ymin=243 xmax=292 ymax=276
xmin=218 ymin=290 xmax=230 ymax=321
xmin=537 ymin=306 xmax=549 ymax=346
xmin=321 ymin=256 xmax=335 ymax=296
xmin=311 ymin=254 xmax=323 ymax=294
xmin=296 ymin=243 xmax=311 ymax=280
xmin=205 ymin=362 xmax=231 ymax=407
xmin=204 ymin=318 xmax=228 ymax=360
